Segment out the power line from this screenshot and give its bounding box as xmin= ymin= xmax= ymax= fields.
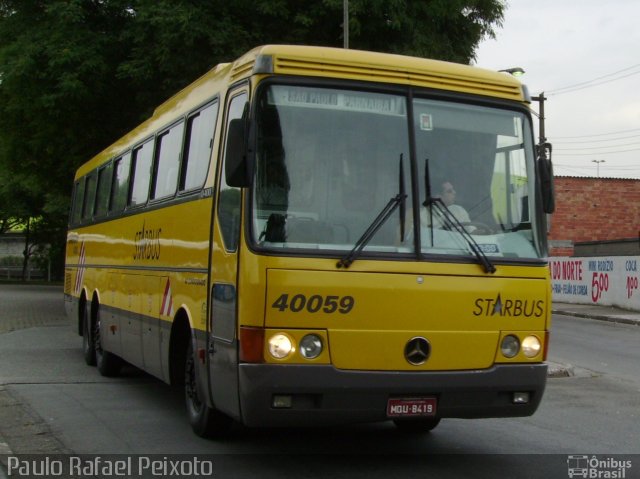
xmin=554 ymin=147 xmax=640 ymax=156
xmin=554 ymin=133 xmax=640 ymax=144
xmin=550 ymin=70 xmax=640 ymax=95
xmin=548 ymin=63 xmax=640 ymax=96
xmin=555 ymin=141 xmax=640 ymax=151
xmin=552 ymin=128 xmax=640 ymax=140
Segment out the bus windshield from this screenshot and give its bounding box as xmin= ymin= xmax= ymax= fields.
xmin=251 ymin=83 xmax=544 ymax=261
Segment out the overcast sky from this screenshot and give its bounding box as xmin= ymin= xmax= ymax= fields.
xmin=475 ymin=0 xmax=640 ymax=179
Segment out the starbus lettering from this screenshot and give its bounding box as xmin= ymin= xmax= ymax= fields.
xmin=473 ymin=294 xmax=544 ymax=317
xmin=133 ymin=220 xmax=161 ymax=261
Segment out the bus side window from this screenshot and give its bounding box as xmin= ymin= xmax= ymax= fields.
xmin=71 ymin=179 xmax=85 ymax=225
xmin=181 ymin=101 xmax=218 ymax=192
xmin=218 ymin=92 xmax=247 ymax=251
xmin=94 ymin=163 xmax=114 ymax=218
xmin=152 ymin=121 xmax=184 ymax=200
xmin=129 ymin=140 xmax=153 ymax=207
xmin=110 ymin=152 xmax=131 ymax=213
xmin=82 ymin=172 xmax=97 ymax=222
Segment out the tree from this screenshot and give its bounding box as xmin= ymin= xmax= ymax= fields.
xmin=118 ymin=0 xmax=504 ymax=108
xmin=0 ymin=0 xmax=137 ymax=279
xmin=0 ymin=0 xmax=505 ymax=280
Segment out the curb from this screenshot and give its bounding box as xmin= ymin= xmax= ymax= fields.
xmin=552 ymin=308 xmax=640 ymax=326
xmin=546 ymin=361 xmax=574 ymax=378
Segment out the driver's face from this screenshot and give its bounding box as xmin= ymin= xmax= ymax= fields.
xmin=441 ymin=182 xmax=456 ymax=206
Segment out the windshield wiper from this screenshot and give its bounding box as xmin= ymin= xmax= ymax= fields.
xmin=423 ymin=159 xmax=496 ymax=274
xmin=337 ymin=155 xmax=407 ymax=269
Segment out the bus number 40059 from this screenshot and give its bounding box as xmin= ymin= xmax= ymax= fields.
xmin=271 ymin=293 xmax=355 ymax=314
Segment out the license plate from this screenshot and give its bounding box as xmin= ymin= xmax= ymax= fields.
xmin=387 ymin=397 xmax=437 ymax=418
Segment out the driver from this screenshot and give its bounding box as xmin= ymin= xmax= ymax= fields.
xmin=421 ymin=181 xmax=471 ymax=229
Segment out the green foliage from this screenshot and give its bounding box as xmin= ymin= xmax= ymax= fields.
xmin=0 ymin=0 xmax=505 ymax=279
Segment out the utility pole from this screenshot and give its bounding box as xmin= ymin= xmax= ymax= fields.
xmin=531 ymin=92 xmax=547 ymax=148
xmin=343 ymin=0 xmax=349 ymax=49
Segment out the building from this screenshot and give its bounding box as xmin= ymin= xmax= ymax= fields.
xmin=0 ymin=232 xmax=46 ymax=280
xmin=0 ymin=232 xmax=24 ymax=258
xmin=548 ymin=176 xmax=640 ymax=256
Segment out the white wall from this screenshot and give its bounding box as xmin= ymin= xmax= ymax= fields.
xmin=550 ymin=256 xmax=640 ymax=311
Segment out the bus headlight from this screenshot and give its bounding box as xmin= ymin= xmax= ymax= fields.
xmin=501 ymin=335 xmax=520 ymax=358
xmin=522 ymin=335 xmax=541 ymax=358
xmin=268 ymin=334 xmax=294 ymax=359
xmin=299 ymin=334 xmax=323 ymax=359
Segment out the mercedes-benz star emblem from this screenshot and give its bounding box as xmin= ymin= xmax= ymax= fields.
xmin=404 ymin=337 xmax=431 ymax=365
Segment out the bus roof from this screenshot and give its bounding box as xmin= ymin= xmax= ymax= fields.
xmin=233 ymin=44 xmax=525 ymax=101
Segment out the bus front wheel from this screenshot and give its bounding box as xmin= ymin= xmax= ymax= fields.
xmin=184 ymin=341 xmax=232 ymax=438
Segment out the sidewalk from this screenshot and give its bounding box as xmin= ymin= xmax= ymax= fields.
xmin=552 ymin=302 xmax=640 ymax=326
xmin=548 ymin=302 xmax=640 ymax=378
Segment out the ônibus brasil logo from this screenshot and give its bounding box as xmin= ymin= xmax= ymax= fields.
xmin=567 ymin=455 xmax=632 ymax=478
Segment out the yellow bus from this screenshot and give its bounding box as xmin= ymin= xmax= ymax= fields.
xmin=65 ymin=45 xmax=555 ymax=437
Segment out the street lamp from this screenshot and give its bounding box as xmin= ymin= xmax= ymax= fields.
xmin=499 ymin=67 xmax=525 ymax=77
xmin=592 ymin=160 xmax=605 ymax=178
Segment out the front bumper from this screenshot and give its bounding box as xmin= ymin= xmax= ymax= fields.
xmin=237 ymin=363 xmax=547 ymax=427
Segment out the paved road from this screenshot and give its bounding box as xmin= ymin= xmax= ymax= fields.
xmin=0 ymin=284 xmax=66 ymax=334
xmin=1 ymin=284 xmax=639 ymax=479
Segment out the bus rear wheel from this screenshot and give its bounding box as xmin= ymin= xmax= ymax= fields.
xmin=184 ymin=341 xmax=232 ymax=438
xmin=393 ymin=417 xmax=441 ymax=433
xmin=82 ymin=303 xmax=96 ymax=366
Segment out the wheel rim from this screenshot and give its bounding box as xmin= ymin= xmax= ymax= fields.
xmin=185 ymin=350 xmax=203 ymax=416
xmin=94 ymin=313 xmax=104 ymax=361
xmin=82 ymin=309 xmax=91 ymax=354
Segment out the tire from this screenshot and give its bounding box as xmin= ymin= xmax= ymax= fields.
xmin=184 ymin=341 xmax=232 ymax=438
xmin=393 ymin=417 xmax=441 ymax=433
xmin=82 ymin=304 xmax=96 ymax=366
xmin=94 ymin=304 xmax=122 ymax=377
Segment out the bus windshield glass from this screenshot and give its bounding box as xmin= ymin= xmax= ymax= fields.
xmin=251 ymin=84 xmax=544 ymax=261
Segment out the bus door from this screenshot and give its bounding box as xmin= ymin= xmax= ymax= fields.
xmin=207 ymin=88 xmax=248 ymax=420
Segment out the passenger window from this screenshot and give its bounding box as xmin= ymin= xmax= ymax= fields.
xmin=130 ymin=140 xmax=153 ymax=206
xmin=71 ymin=179 xmax=85 ymax=225
xmin=82 ymin=173 xmax=97 ymax=220
xmin=94 ymin=163 xmax=114 ymax=217
xmin=110 ymin=153 xmax=131 ymax=213
xmin=153 ymin=121 xmax=184 ymax=199
xmin=182 ymin=101 xmax=218 ymax=191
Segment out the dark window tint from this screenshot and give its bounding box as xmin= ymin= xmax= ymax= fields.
xmin=153 ymin=122 xmax=184 ymax=199
xmin=82 ymin=173 xmax=97 ymax=220
xmin=95 ymin=163 xmax=114 ymax=217
xmin=182 ymin=102 xmax=218 ymax=191
xmin=71 ymin=179 xmax=85 ymax=225
xmin=110 ymin=152 xmax=131 ymax=213
xmin=218 ymin=92 xmax=246 ymax=251
xmin=130 ymin=140 xmax=153 ymax=206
